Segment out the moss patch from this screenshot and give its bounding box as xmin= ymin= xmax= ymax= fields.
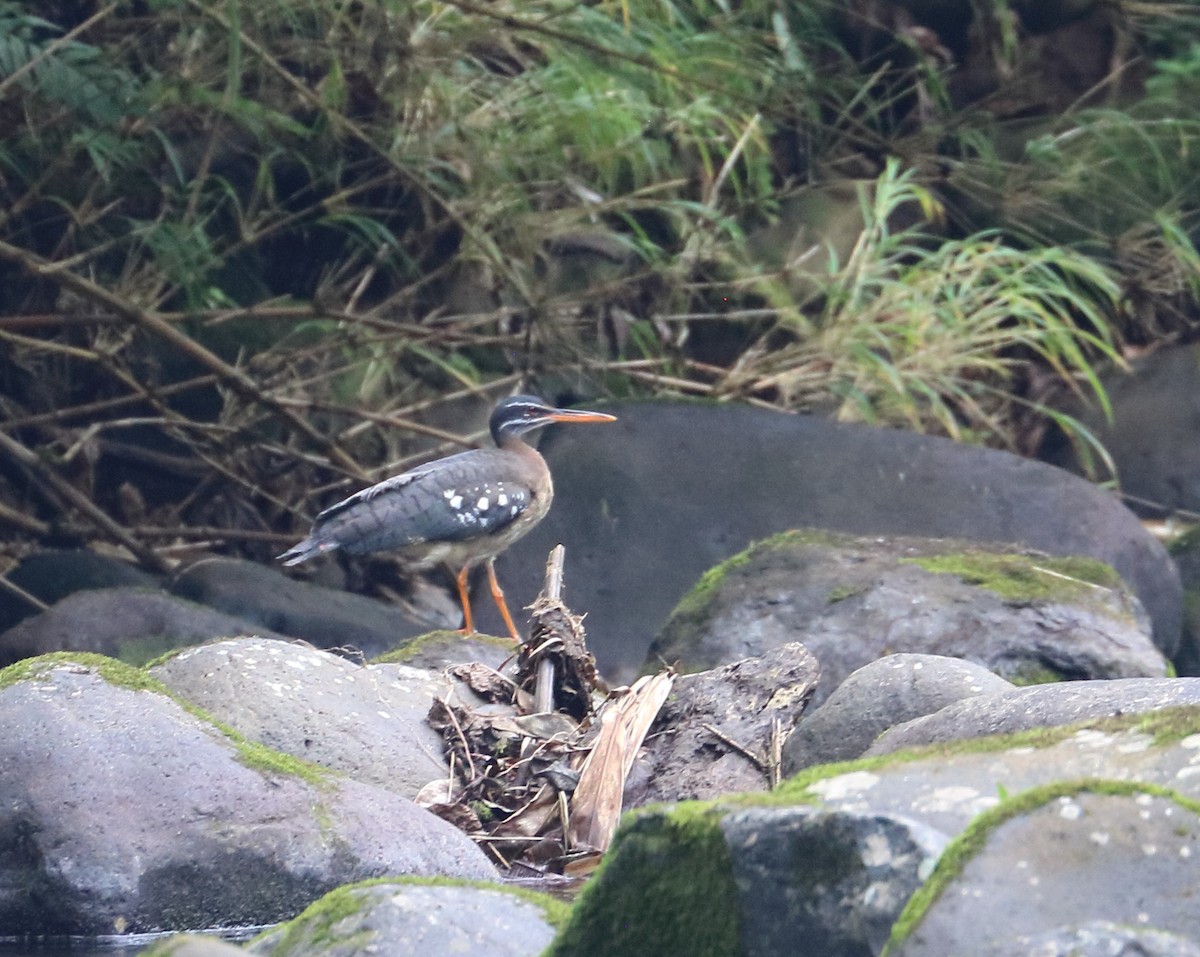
xmin=666 ymin=529 xmax=843 ymax=625
xmin=371 ymin=629 xmax=511 ymax=665
xmin=826 ymin=584 xmax=865 ymax=604
xmin=1004 ymin=663 xmax=1066 ymax=686
xmin=264 ymin=879 xmax=377 ymax=955
xmin=881 ymin=779 xmax=1200 ymax=954
xmin=902 ymin=551 xmax=1121 ymax=604
xmin=0 ymin=651 xmax=164 ymax=693
xmin=545 ymin=802 xmax=740 ymax=957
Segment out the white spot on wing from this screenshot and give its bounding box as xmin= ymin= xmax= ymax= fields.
xmin=498 ymin=493 xmax=508 ymax=506
xmin=450 ymin=495 xmax=463 ymax=509
xmin=477 ymin=496 xmax=489 ymax=511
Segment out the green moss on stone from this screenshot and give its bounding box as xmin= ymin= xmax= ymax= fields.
xmin=667 ymin=529 xmax=842 ymax=625
xmin=826 ymin=584 xmax=865 ymax=604
xmin=1133 ymin=704 xmax=1200 ymax=746
xmin=266 ymin=879 xmax=378 ymax=955
xmin=371 ymin=629 xmax=511 ymax=665
xmin=0 ymin=652 xmax=330 ymax=787
xmin=1004 ymin=663 xmax=1066 ymax=686
xmin=902 ymin=551 xmax=1121 ymax=604
xmin=882 ymin=779 xmax=1200 ymax=955
xmin=0 ymin=651 xmax=165 ymax=693
xmin=546 ymin=802 xmax=739 ymax=957
xmin=1167 ymin=524 xmax=1200 ymax=558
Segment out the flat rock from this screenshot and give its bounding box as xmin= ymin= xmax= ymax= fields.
xmin=151 ymin=637 xmax=451 ymax=798
xmin=0 ymin=655 xmax=494 ymax=935
xmin=782 ymin=654 xmax=1014 ymax=773
xmin=481 ymin=401 xmax=1181 ymax=681
xmin=869 ymin=677 xmax=1200 ymax=754
xmin=650 ymin=530 xmax=1164 ymax=705
xmin=248 ymin=880 xmax=559 ymax=957
xmin=0 ymin=588 xmax=290 ymax=667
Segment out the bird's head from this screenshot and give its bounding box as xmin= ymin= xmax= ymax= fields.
xmin=490 ymin=395 xmax=616 ymax=444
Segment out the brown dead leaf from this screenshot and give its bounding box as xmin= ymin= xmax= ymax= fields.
xmin=567 ymin=670 xmax=675 ymax=853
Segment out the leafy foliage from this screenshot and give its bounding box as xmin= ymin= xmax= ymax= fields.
xmin=0 ymin=0 xmax=1196 ymax=564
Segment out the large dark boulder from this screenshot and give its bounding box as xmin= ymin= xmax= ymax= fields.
xmin=1041 ymin=345 xmax=1200 ymax=519
xmin=482 ymin=401 xmax=1182 ymax=682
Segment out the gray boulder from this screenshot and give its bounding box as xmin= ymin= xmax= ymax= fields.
xmin=782 ymin=654 xmax=1014 ymax=773
xmin=484 ymin=401 xmax=1181 ymax=681
xmin=869 ymin=677 xmax=1200 ymax=754
xmin=248 ymin=880 xmax=560 ymax=957
xmin=0 ymin=655 xmax=493 ymax=935
xmin=0 ymin=588 xmax=290 ymax=667
xmin=151 ymin=637 xmax=451 ymax=798
xmin=170 ymin=557 xmax=433 ymax=659
xmin=650 ymin=530 xmax=1164 ymax=705
xmin=1041 ymin=344 xmax=1200 ymax=519
xmin=0 ymin=549 xmax=160 ymax=633
xmin=890 ymin=789 xmax=1200 ymax=957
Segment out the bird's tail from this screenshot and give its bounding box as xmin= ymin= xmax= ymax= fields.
xmin=277 ymin=536 xmax=338 ymax=566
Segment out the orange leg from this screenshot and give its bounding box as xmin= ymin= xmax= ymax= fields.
xmin=455 ymin=565 xmax=476 ymax=635
xmin=486 ymin=558 xmax=522 ymax=642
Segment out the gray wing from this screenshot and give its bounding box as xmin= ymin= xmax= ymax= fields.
xmin=281 ymin=449 xmax=535 ymax=562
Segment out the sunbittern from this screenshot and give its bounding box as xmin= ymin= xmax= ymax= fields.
xmin=278 ymin=394 xmax=616 ymax=640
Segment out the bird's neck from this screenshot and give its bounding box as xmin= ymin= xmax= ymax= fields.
xmin=498 ymin=433 xmax=551 ymax=486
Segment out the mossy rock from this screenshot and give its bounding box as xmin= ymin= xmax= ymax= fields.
xmin=649 ymin=528 xmax=1160 ymax=703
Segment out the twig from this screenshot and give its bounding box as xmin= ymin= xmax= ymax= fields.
xmin=0 ymin=238 xmax=369 ymax=481
xmin=0 ymin=572 xmax=50 ymax=614
xmin=0 ymin=429 xmax=172 ymax=574
xmin=702 ymin=722 xmax=769 ymax=779
xmin=534 ymin=546 xmax=567 ymax=713
xmin=0 ymin=499 xmax=49 ymax=535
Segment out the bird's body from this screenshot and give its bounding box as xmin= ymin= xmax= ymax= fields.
xmin=278 ymin=395 xmax=616 ymax=639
